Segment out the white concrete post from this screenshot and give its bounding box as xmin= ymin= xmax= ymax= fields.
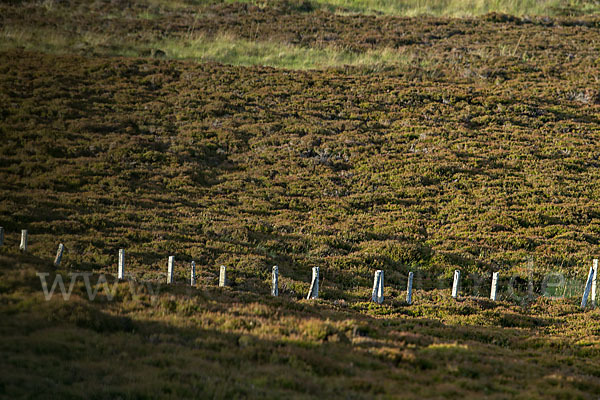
xmin=406 ymin=271 xmax=414 ymax=305
xmin=190 ymin=261 xmax=196 ymax=286
xmin=490 ymin=272 xmax=499 ymax=301
xmin=117 ymin=249 xmax=125 ymax=280
xmin=592 ymin=259 xmax=598 ymax=308
xmin=272 ymin=265 xmax=279 ymax=296
xmin=54 ymin=243 xmax=65 ymax=267
xmin=378 ymin=270 xmax=385 ymax=303
xmin=167 ymin=256 xmax=174 ymax=284
xmin=19 ymin=229 xmax=27 ymax=251
xmin=581 ymin=264 xmax=595 ymax=309
xmin=371 ymin=270 xmax=379 ymax=302
xmin=0 ymin=227 xmax=4 ymax=247
xmin=307 ymin=267 xmax=319 ymax=299
xmin=371 ymin=270 xmax=384 ymax=304
xmin=219 ymin=265 xmax=227 ymax=287
xmin=452 ymin=270 xmax=460 ymax=299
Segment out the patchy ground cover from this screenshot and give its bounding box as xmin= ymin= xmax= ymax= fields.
xmin=4 ymin=1 xmax=600 ymax=67
xmin=1 ymin=0 xmax=600 ymax=398
xmin=1 ymin=48 xmax=599 ymax=286
xmin=1 ymin=253 xmax=599 ymax=398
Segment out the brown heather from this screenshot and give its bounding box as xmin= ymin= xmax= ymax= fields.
xmin=0 ymin=0 xmax=599 ymax=398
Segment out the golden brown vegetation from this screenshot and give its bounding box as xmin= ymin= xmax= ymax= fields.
xmin=1 ymin=0 xmax=600 ymax=398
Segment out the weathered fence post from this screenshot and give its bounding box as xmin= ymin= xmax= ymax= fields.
xmin=0 ymin=227 xmax=4 ymax=247
xmin=406 ymin=271 xmax=414 ymax=305
xmin=117 ymin=249 xmax=125 ymax=280
xmin=592 ymin=259 xmax=598 ymax=308
xmin=19 ymin=229 xmax=27 ymax=251
xmin=307 ymin=267 xmax=319 ymax=299
xmin=54 ymin=244 xmax=65 ymax=267
xmin=190 ymin=261 xmax=196 ymax=286
xmin=272 ymin=265 xmax=279 ymax=296
xmin=219 ymin=265 xmax=227 ymax=287
xmin=452 ymin=270 xmax=460 ymax=299
xmin=581 ymin=263 xmax=595 ymax=309
xmin=490 ymin=272 xmax=499 ymax=301
xmin=167 ymin=256 xmax=174 ymax=284
xmin=371 ymin=270 xmax=384 ymax=304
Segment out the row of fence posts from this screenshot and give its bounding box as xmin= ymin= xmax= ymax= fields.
xmin=2 ymin=228 xmax=598 ymax=309
xmin=371 ymin=265 xmax=596 ymax=308
xmin=113 ymin=250 xmax=232 ymax=288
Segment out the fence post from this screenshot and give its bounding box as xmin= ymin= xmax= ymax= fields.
xmin=191 ymin=261 xmax=196 ymax=286
xmin=582 ymin=263 xmax=595 ymax=309
xmin=272 ymin=265 xmax=279 ymax=296
xmin=0 ymin=227 xmax=4 ymax=247
xmin=167 ymin=256 xmax=174 ymax=284
xmin=54 ymin=244 xmax=65 ymax=267
xmin=219 ymin=265 xmax=227 ymax=287
xmin=19 ymin=229 xmax=27 ymax=251
xmin=407 ymin=271 xmax=414 ymax=305
xmin=307 ymin=267 xmax=319 ymax=299
xmin=371 ymin=270 xmax=379 ymax=303
xmin=118 ymin=249 xmax=125 ymax=280
xmin=592 ymin=259 xmax=598 ymax=308
xmin=371 ymin=270 xmax=383 ymax=304
xmin=452 ymin=270 xmax=460 ymax=299
xmin=490 ymin=272 xmax=499 ymax=301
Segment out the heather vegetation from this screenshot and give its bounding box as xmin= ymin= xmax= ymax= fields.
xmin=1 ymin=0 xmax=599 ymax=398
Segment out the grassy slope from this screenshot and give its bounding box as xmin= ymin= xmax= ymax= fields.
xmin=1 ymin=48 xmax=599 ymax=287
xmin=1 ymin=253 xmax=599 ymax=398
xmin=4 ymin=1 xmax=600 ymax=68
xmin=149 ymin=0 xmax=600 ymax=17
xmin=1 ymin=0 xmax=600 ymax=398
xmin=283 ymin=0 xmax=600 ymax=17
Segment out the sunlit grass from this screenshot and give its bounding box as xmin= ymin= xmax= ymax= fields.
xmin=153 ymin=0 xmax=600 ymax=16
xmin=87 ymin=0 xmax=600 ymax=17
xmin=307 ymin=0 xmax=600 ymax=16
xmin=159 ymin=33 xmax=414 ymax=69
xmin=0 ymin=26 xmax=418 ymax=70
